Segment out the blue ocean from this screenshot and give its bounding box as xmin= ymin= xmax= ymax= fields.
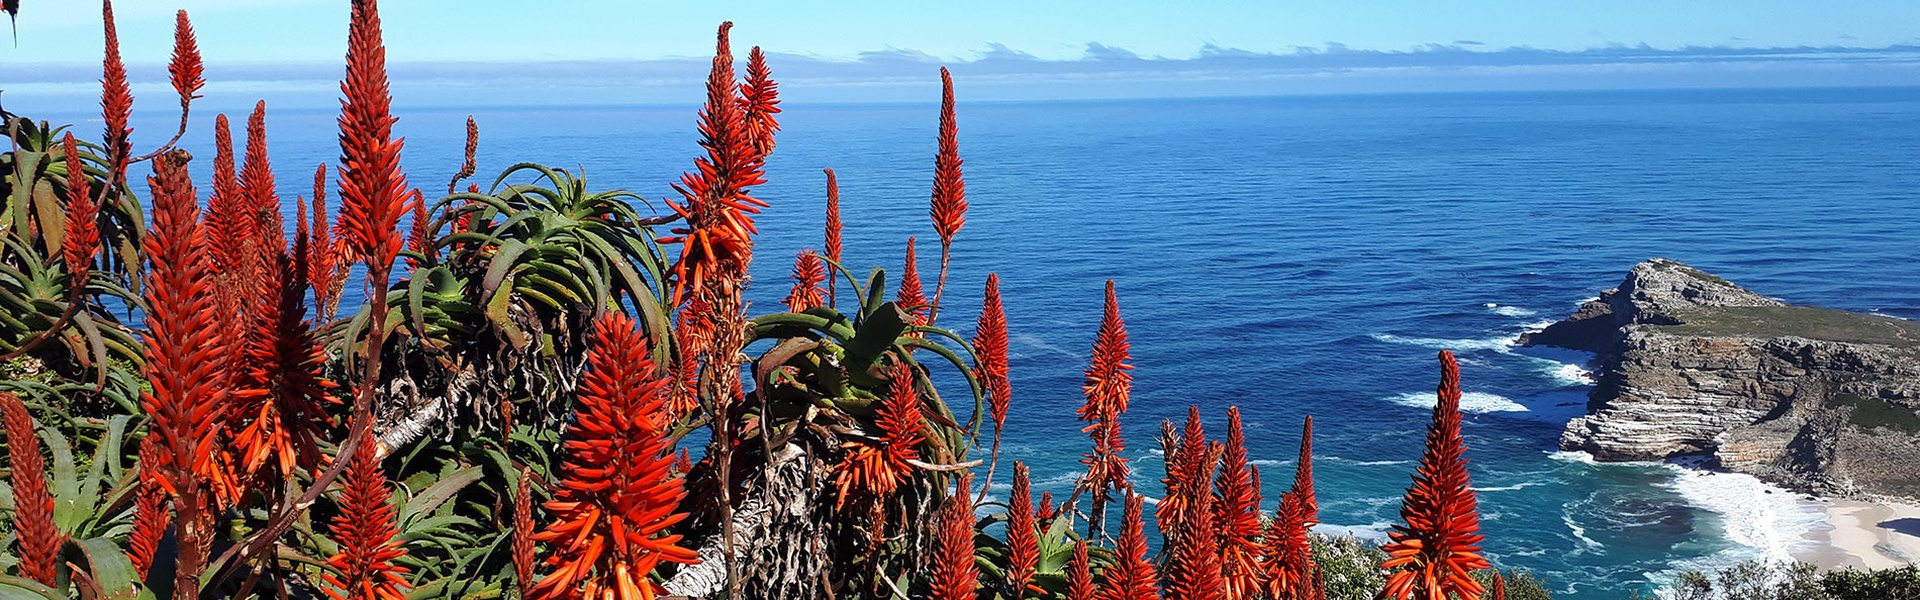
xmin=56 ymin=85 xmax=1920 ymax=597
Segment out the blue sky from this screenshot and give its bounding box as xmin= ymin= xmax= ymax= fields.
xmin=7 ymin=1 xmax=1920 ymax=108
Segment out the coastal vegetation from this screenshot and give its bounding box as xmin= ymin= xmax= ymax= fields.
xmin=0 ymin=2 xmax=1914 ymax=600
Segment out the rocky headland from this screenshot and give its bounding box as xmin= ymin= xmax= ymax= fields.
xmin=1520 ymin=258 xmax=1920 ymax=501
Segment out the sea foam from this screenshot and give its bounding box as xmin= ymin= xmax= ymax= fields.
xmin=1389 ymin=391 xmax=1528 ymax=413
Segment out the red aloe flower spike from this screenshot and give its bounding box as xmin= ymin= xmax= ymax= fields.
xmin=927 ymin=67 xmax=967 ymax=325
xmin=831 ymin=361 xmax=926 ymax=508
xmin=1165 ymin=445 xmax=1223 ymax=600
xmin=662 ymin=21 xmax=767 ymax=307
xmin=2 ymin=392 xmax=60 ymax=586
xmin=667 ymin=308 xmax=705 ymax=420
xmin=531 ymin=312 xmax=698 ymax=600
xmin=1005 ymin=462 xmax=1041 ymax=597
xmin=449 ymin=115 xmax=478 ymax=194
xmin=1257 ymin=417 xmax=1317 ymax=599
xmin=141 ymin=150 xmax=229 ymax=599
xmin=168 ymin=11 xmax=205 ymax=103
xmin=61 ymin=134 xmax=100 ymax=288
xmin=1215 ymin=407 xmax=1264 ymax=600
xmin=322 ymin=430 xmax=411 ymax=600
xmin=783 ymin=250 xmax=826 ymax=312
xmin=1101 ymin=493 xmax=1161 ymax=600
xmin=513 ymin=468 xmax=538 ymax=597
xmin=337 ymin=0 xmax=410 ymax=278
xmin=823 ymin=168 xmax=842 ymax=307
xmin=129 ymin=440 xmax=171 ymax=576
xmin=98 ymin=0 xmax=133 ymax=176
xmin=1158 ymin=406 xmax=1207 ymax=538
xmin=1076 ymin=280 xmax=1134 ymax=535
xmin=930 ymin=479 xmax=979 ymax=600
xmin=1037 ymin=491 xmax=1056 ymax=523
xmin=674 ymin=448 xmax=692 ymax=475
xmin=235 ymin=214 xmax=336 ymax=481
xmin=1065 ymin=539 xmax=1095 ymax=600
xmin=206 ymin=114 xmax=243 ymax=275
xmin=739 ymin=46 xmax=781 ymax=158
xmin=308 ymin=164 xmax=337 ymax=319
xmin=973 ymin=273 xmax=1010 ymax=502
xmin=1293 ymin=416 xmax=1317 ymax=520
xmin=1492 ymin=573 xmax=1506 ymax=600
xmin=1079 ymin=280 xmax=1134 ymax=422
xmin=242 ymin=101 xmax=284 ymax=250
xmin=1379 ymin=351 xmax=1490 ymax=600
xmin=405 ymin=189 xmax=431 ymax=266
xmin=896 ymin=236 xmax=928 ymax=325
xmin=138 ymin=9 xmax=203 ymax=161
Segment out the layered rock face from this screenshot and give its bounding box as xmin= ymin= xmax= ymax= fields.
xmin=1521 ymin=258 xmax=1920 ymax=499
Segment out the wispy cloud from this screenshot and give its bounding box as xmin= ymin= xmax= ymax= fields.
xmin=8 ymin=41 xmax=1920 ymax=111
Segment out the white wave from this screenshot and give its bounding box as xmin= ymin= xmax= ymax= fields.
xmin=1369 ymin=333 xmax=1515 ymax=353
xmin=1353 ymin=459 xmax=1412 ymax=466
xmin=1489 ymin=304 xmax=1537 ymax=317
xmin=1319 ymin=521 xmax=1395 ymax=543
xmin=1548 ymin=450 xmax=1599 ymax=464
xmin=1545 ymin=362 xmax=1594 ymax=386
xmin=1664 ymin=464 xmax=1826 ymax=566
xmin=1564 ymin=513 xmax=1604 ymax=550
xmin=1476 ymin=482 xmax=1545 ymax=492
xmin=1388 ymin=391 xmax=1528 ymax=413
xmin=1249 ymin=459 xmax=1295 ymax=467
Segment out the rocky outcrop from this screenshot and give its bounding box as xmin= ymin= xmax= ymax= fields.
xmin=1521 ymin=258 xmax=1920 ymax=500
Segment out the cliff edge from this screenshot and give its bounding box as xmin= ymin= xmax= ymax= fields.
xmin=1520 ymin=258 xmax=1920 ymax=500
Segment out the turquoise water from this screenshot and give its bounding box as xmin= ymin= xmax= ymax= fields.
xmin=61 ymin=85 xmax=1920 ymax=597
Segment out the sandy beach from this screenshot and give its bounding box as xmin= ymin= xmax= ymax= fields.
xmin=1792 ymin=497 xmax=1920 ymax=570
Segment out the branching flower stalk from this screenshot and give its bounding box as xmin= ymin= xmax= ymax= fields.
xmin=927 ymin=67 xmax=967 ymax=325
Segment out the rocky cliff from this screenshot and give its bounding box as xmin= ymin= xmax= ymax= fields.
xmin=1520 ymin=258 xmax=1920 ymax=500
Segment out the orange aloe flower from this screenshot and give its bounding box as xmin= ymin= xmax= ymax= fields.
xmin=974 ymin=273 xmax=1010 ymax=444
xmin=1379 ymin=351 xmax=1490 ymax=600
xmin=514 ymin=469 xmax=538 ymax=597
xmin=1158 ymin=406 xmax=1208 ymax=537
xmin=783 ymin=250 xmax=827 ymax=312
xmin=1065 ymin=539 xmax=1096 ymax=600
xmin=930 ymin=477 xmax=980 ymax=600
xmin=1005 ymin=462 xmax=1041 ymax=596
xmin=823 ymin=168 xmax=842 ymax=306
xmin=1101 ymin=493 xmax=1162 ymax=600
xmin=531 ymin=312 xmax=697 ymax=600
xmin=739 ymin=46 xmax=781 ymax=158
xmin=663 ymin=22 xmax=768 ymax=306
xmin=832 ymin=362 xmax=926 ymax=508
xmin=98 ymin=0 xmax=133 ymax=174
xmin=336 ymin=0 xmax=412 ymax=276
xmin=60 ymin=134 xmax=99 ymax=288
xmin=896 ymin=236 xmax=928 ymax=325
xmin=1078 ymin=280 xmax=1134 ymax=523
xmin=128 ymin=440 xmax=170 ymax=577
xmin=323 ymin=430 xmax=410 ymax=600
xmin=140 ymin=151 xmax=232 ymax=597
xmin=1215 ymin=407 xmax=1264 ymax=600
xmin=927 ymin=67 xmax=967 ymax=324
xmin=1259 ymin=416 xmax=1318 ymax=599
xmin=2 ymin=392 xmax=59 ymax=586
xmin=1165 ymin=434 xmax=1224 ymax=600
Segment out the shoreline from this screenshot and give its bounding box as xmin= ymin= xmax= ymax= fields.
xmin=1790 ymin=496 xmax=1920 ymax=571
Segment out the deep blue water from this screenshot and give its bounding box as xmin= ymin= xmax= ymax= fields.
xmin=51 ymin=86 xmax=1920 ymax=597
